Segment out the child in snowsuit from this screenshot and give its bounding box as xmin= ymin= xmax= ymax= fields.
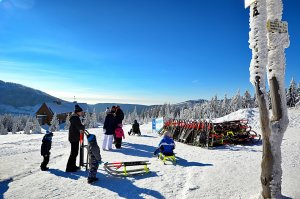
xmin=86 ymin=133 xmax=102 ymax=184
xmin=40 ymin=131 xmax=53 ymax=171
xmin=115 ymin=124 xmax=125 ymax=149
xmin=154 ymin=131 xmax=175 ymax=156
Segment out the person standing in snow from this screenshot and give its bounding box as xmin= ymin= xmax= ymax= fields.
xmin=102 ymin=106 xmax=117 ymax=150
xmin=115 ymin=105 xmax=124 ymax=125
xmin=154 ymin=131 xmax=175 ymax=156
xmin=66 ymin=104 xmax=85 ymax=172
xmin=40 ymin=130 xmax=53 ymax=171
xmin=114 ymin=123 xmax=125 ymax=149
xmin=86 ymin=133 xmax=102 ymax=184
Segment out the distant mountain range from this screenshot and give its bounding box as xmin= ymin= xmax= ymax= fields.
xmin=0 ymin=80 xmax=206 ymax=115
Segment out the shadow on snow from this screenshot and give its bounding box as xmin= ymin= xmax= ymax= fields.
xmin=109 ymin=142 xmax=157 ymax=158
xmin=0 ymin=178 xmax=12 ymax=199
xmin=48 ymin=169 xmax=87 ymax=180
xmin=91 ymin=172 xmax=165 ymax=199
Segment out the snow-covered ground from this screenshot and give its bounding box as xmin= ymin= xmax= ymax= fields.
xmin=0 ymin=108 xmax=299 ymax=199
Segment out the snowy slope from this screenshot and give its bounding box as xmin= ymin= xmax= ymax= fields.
xmin=0 ymin=108 xmax=299 ymax=199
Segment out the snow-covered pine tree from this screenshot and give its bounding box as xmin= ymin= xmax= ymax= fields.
xmin=286 ymin=77 xmax=297 ymax=107
xmin=32 ymin=117 xmax=42 ymax=134
xmin=64 ymin=113 xmax=71 ymax=130
xmin=12 ymin=116 xmax=23 ymax=134
xmin=131 ymin=106 xmax=138 ymax=122
xmin=90 ymin=108 xmax=98 ymax=128
xmin=0 ymin=122 xmax=8 ymax=135
xmin=24 ymin=119 xmax=32 ymax=134
xmin=221 ymin=94 xmax=230 ymax=116
xmin=49 ymin=113 xmax=60 ymax=132
xmin=1 ymin=114 xmax=14 ymax=133
xmin=0 ymin=124 xmax=8 ymax=135
xmin=84 ymin=111 xmax=91 ymax=129
xmin=229 ymin=90 xmax=242 ymax=112
xmin=242 ymin=90 xmax=252 ymax=108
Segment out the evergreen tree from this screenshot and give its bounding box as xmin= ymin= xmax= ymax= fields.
xmin=242 ymin=90 xmax=252 ymax=108
xmin=84 ymin=111 xmax=91 ymax=129
xmin=0 ymin=123 xmax=8 ymax=135
xmin=286 ymin=77 xmax=297 ymax=107
xmin=24 ymin=119 xmax=32 ymax=134
xmin=32 ymin=117 xmax=42 ymax=134
xmin=90 ymin=108 xmax=98 ymax=128
xmin=230 ymin=90 xmax=242 ymax=112
xmin=49 ymin=113 xmax=60 ymax=132
xmin=64 ymin=113 xmax=71 ymax=130
xmin=221 ymin=94 xmax=229 ymax=116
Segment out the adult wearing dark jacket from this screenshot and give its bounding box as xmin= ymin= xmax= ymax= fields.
xmin=66 ymin=104 xmax=85 ymax=172
xmin=115 ymin=105 xmax=124 ymax=125
xmin=102 ymin=106 xmax=117 ymax=150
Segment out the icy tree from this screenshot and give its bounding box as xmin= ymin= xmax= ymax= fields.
xmin=32 ymin=117 xmax=42 ymax=134
xmin=0 ymin=123 xmax=8 ymax=135
xmin=64 ymin=113 xmax=71 ymax=130
xmin=242 ymin=90 xmax=253 ymax=108
xmin=90 ymin=108 xmax=98 ymax=128
xmin=24 ymin=119 xmax=32 ymax=134
xmin=286 ymin=77 xmax=297 ymax=107
xmin=49 ymin=113 xmax=60 ymax=132
xmin=131 ymin=106 xmax=139 ymax=122
xmin=84 ymin=111 xmax=91 ymax=129
xmin=1 ymin=114 xmax=14 ymax=132
xmin=12 ymin=116 xmax=23 ymax=134
xmin=220 ymin=94 xmax=230 ymax=116
xmin=229 ymin=90 xmax=242 ymax=112
xmin=248 ymin=0 xmax=289 ymax=198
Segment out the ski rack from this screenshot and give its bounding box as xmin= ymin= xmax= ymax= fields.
xmin=103 ymin=161 xmax=150 ymax=176
xmin=160 ymin=119 xmax=261 ymax=148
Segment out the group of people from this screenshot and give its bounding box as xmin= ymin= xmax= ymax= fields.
xmin=40 ymin=104 xmax=175 ymax=184
xmin=102 ymin=105 xmax=125 ymax=150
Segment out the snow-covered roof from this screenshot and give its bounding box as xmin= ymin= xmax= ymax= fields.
xmin=45 ymin=102 xmax=89 ymax=115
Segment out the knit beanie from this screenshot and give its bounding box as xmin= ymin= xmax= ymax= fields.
xmin=74 ymin=104 xmax=83 ymax=113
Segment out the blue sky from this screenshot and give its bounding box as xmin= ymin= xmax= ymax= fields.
xmin=0 ymin=0 xmax=299 ymax=105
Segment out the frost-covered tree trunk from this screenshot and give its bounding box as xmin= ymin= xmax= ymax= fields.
xmin=265 ymin=0 xmax=289 ymax=197
xmin=249 ymin=0 xmax=273 ymax=198
xmin=248 ymin=0 xmax=289 ymax=198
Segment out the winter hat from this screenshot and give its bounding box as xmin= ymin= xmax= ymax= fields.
xmin=164 ymin=131 xmax=171 ymax=137
xmin=111 ymin=106 xmax=116 ymax=113
xmin=87 ymin=134 xmax=96 ymax=142
xmin=74 ymin=104 xmax=83 ymax=113
xmin=45 ymin=130 xmax=53 ymax=137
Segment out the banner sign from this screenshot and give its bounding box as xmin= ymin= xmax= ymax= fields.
xmin=152 ymin=117 xmax=164 ymax=132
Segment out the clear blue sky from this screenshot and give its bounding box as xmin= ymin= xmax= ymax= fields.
xmin=0 ymin=0 xmax=299 ymax=105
